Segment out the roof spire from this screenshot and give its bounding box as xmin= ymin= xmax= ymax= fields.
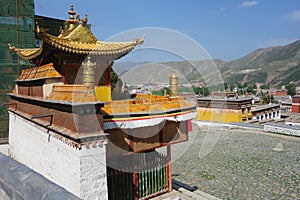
xmin=66 ymin=4 xmax=77 ymax=29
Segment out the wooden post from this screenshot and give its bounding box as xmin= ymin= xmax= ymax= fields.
xmin=133 ymin=171 xmax=139 ymax=200
xmin=166 ymin=145 xmax=172 ymax=192
xmin=133 ymin=153 xmax=139 ymax=200
xmin=106 ymin=65 xmax=111 ymax=86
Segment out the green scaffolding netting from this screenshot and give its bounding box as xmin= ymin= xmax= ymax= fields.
xmin=0 ymin=1 xmax=87 ymax=138
xmin=0 ymin=0 xmax=35 ymax=138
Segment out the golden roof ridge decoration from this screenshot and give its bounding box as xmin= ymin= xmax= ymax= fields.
xmin=8 ymin=43 xmax=43 ymax=61
xmin=8 ymin=5 xmax=144 ymax=60
xmin=60 ymin=23 xmax=98 ymax=43
xmin=41 ymin=31 xmax=144 ymax=55
xmin=66 ymin=4 xmax=77 ymax=30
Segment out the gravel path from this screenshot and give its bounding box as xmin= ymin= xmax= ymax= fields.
xmin=171 ymin=124 xmax=300 ymax=200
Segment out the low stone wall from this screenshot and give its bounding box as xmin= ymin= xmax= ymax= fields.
xmin=0 ymin=153 xmax=80 ymax=200
xmin=264 ymin=122 xmax=300 ymax=137
xmin=196 ymin=119 xmax=300 ymax=137
xmin=9 ymin=112 xmax=108 ymax=199
xmin=0 ymin=144 xmax=8 ymax=156
xmin=230 ymin=122 xmax=264 ymax=130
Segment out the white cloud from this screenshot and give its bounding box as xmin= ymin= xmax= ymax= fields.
xmin=220 ymin=7 xmax=228 ymax=12
xmin=206 ymin=7 xmax=228 ymax=16
xmin=284 ymin=10 xmax=300 ymax=22
xmin=240 ymin=1 xmax=259 ymax=8
xmin=219 ymin=7 xmax=228 ymax=16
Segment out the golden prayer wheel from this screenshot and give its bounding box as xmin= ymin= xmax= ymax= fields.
xmin=169 ymin=70 xmax=178 ymax=97
xmin=82 ymin=57 xmax=96 ymax=89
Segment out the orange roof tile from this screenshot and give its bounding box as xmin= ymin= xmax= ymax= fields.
xmin=101 ymin=94 xmax=194 ymax=115
xmin=47 ymin=84 xmax=98 ymax=103
xmin=18 ymin=63 xmax=62 ymax=81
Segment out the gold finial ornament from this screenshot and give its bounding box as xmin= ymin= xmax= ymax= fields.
xmin=66 ymin=5 xmax=77 ymax=29
xmin=76 ymin=14 xmax=81 ymax=23
xmin=82 ymin=14 xmax=88 ymax=27
xmin=134 ymin=35 xmax=146 ymax=45
xmin=59 ymin=26 xmax=63 ymax=34
xmin=169 ymin=70 xmax=178 ymax=97
xmin=35 ymin=22 xmax=40 ymax=33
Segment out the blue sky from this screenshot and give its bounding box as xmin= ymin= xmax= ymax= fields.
xmin=35 ymin=0 xmax=300 ymax=62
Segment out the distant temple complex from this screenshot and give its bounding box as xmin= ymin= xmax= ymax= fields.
xmin=6 ymin=5 xmax=195 ymax=200
xmin=292 ymin=95 xmax=300 ymax=113
xmin=196 ymin=97 xmax=253 ymax=123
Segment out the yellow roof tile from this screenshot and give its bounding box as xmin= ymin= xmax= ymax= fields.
xmin=18 ymin=63 xmax=62 ymax=80
xmin=101 ymin=94 xmax=194 ymax=115
xmin=8 ymin=44 xmax=43 ymax=61
xmin=42 ymin=31 xmax=143 ymax=55
xmin=47 ymin=84 xmax=98 ymax=102
xmin=9 ymin=23 xmax=144 ymax=60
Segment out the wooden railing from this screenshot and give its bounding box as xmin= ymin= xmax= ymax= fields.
xmin=107 ymin=150 xmax=170 ymax=200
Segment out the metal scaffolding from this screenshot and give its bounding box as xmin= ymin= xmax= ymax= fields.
xmin=0 ymin=0 xmax=35 ymax=138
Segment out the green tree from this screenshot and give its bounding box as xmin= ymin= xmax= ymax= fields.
xmin=203 ymin=87 xmax=210 ymax=96
xmin=247 ymin=85 xmax=254 ymax=94
xmin=224 ymin=83 xmax=228 ymax=90
xmin=286 ymin=83 xmax=296 ymax=96
xmin=260 ymin=84 xmax=270 ymax=89
xmin=238 ymin=83 xmax=243 ymax=89
xmin=193 ymin=86 xmax=210 ymax=96
xmin=152 ymin=87 xmax=170 ymax=96
xmin=270 ymin=95 xmax=274 ymax=103
xmin=230 ymin=84 xmax=234 ymax=92
xmin=193 ymin=86 xmax=200 ymax=94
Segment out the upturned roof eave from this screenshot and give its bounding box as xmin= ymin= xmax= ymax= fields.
xmin=42 ymin=32 xmax=143 ymax=56
xmin=8 ymin=24 xmax=144 ymax=61
xmin=8 ymin=44 xmax=43 ymax=61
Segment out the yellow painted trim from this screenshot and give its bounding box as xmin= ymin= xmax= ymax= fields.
xmin=196 ymin=107 xmax=252 ymax=123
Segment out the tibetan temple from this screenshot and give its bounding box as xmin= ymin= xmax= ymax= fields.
xmin=196 ymin=97 xmax=253 ymax=123
xmin=7 ymin=5 xmax=195 ymax=200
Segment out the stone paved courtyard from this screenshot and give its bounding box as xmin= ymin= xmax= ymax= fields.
xmin=171 ymin=124 xmax=300 ymax=199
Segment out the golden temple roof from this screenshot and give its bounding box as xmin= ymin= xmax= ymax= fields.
xmin=9 ymin=22 xmax=144 ymax=60
xmin=41 ymin=27 xmax=144 ymax=55
xmin=8 ymin=44 xmax=43 ymax=61
xmin=58 ymin=23 xmax=98 ymax=43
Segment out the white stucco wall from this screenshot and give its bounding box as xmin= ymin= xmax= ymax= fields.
xmin=253 ymin=110 xmax=281 ymax=121
xmin=43 ymin=80 xmax=63 ymax=99
xmin=8 ymin=112 xmax=107 ymax=200
xmin=264 ymin=123 xmax=300 ymax=137
xmin=0 ymin=144 xmax=9 ymax=156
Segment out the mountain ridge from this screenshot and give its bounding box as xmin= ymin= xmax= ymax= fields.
xmin=113 ymin=39 xmax=300 ymax=87
xmin=220 ymin=39 xmax=300 ymax=86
